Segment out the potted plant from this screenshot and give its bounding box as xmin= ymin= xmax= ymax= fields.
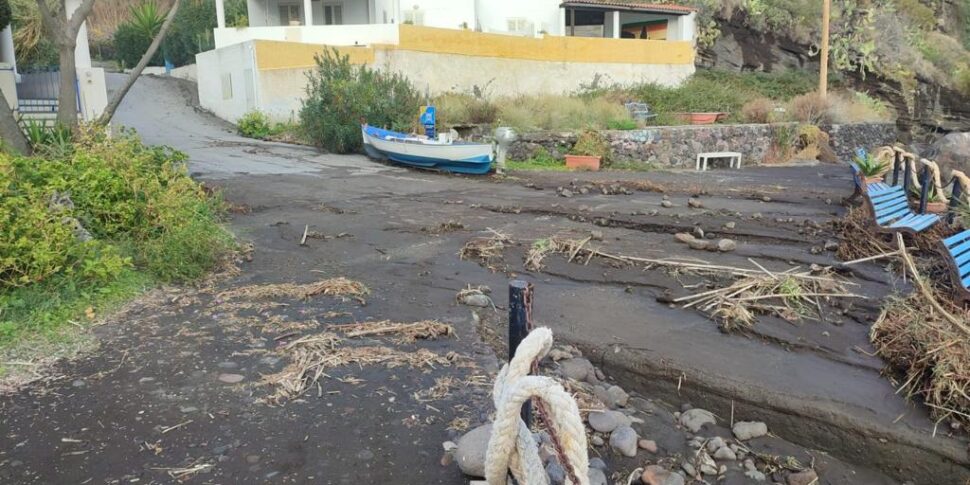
xmin=566 ymin=129 xmax=609 ymax=171
xmin=910 ymin=184 xmax=949 ymax=213
xmin=853 ymin=152 xmax=889 ymax=184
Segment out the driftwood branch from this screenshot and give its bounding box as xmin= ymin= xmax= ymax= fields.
xmin=894 ymin=234 xmax=970 ymax=334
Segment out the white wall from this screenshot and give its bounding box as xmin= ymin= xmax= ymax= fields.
xmin=406 ymin=0 xmax=475 ymax=29
xmin=215 ymin=24 xmax=399 ymax=48
xmin=76 ymin=67 xmax=107 ymax=121
xmin=373 ymin=0 xmax=397 ymax=23
xmin=667 ymin=12 xmax=696 ymax=42
xmin=475 ymin=0 xmax=562 ymax=35
xmin=196 ymin=42 xmax=259 ymax=122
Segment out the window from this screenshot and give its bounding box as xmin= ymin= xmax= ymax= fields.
xmin=323 ymin=4 xmax=343 ymax=25
xmin=507 ymin=17 xmax=534 ymax=35
xmin=279 ymin=4 xmax=301 ymax=25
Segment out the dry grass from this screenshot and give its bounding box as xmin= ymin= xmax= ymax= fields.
xmin=263 ymin=334 xmax=460 ymax=403
xmin=459 ymin=229 xmax=513 ymax=271
xmin=216 ymin=277 xmax=369 ymax=303
xmin=871 ymin=291 xmax=970 ymax=429
xmin=741 ymin=97 xmax=774 ymax=123
xmin=331 ymin=320 xmax=454 ymax=342
xmin=836 ymin=206 xmax=952 ymax=263
xmin=788 ymin=92 xmax=833 ymax=125
xmin=414 ymin=376 xmax=457 ymax=402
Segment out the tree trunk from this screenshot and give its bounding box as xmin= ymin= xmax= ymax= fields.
xmin=0 ymin=98 xmax=30 ymax=155
xmin=97 ymin=0 xmax=182 ymax=125
xmin=56 ymin=43 xmax=79 ymax=128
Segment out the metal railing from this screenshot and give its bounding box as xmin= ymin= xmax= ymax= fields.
xmin=15 ymin=67 xmax=81 ymax=114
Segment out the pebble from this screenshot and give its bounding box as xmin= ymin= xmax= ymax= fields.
xmin=606 ymin=385 xmax=629 ymax=407
xmin=546 ymin=461 xmax=566 ymax=484
xmin=706 ymin=437 xmax=725 ymax=452
xmin=560 ymin=189 xmax=574 ymax=198
xmin=638 ymin=439 xmax=658 ymax=453
xmin=460 ymin=293 xmax=492 ymax=308
xmin=732 ymin=421 xmax=768 ymax=440
xmin=716 ymin=239 xmax=737 ymax=252
xmin=786 ymin=469 xmax=819 ymax=485
xmin=661 ymin=200 xmax=673 ymax=208
xmin=218 ymin=373 xmax=245 ymax=384
xmin=761 ymin=196 xmax=772 ymax=202
xmin=72 ymin=380 xmax=86 ymax=388
xmin=588 ymin=410 xmax=630 ymax=433
xmin=217 ymin=361 xmax=238 ymax=369
xmin=589 ymin=457 xmax=607 ymax=471
xmin=455 ymin=423 xmax=492 ymax=477
xmin=723 ymin=221 xmax=736 ymax=230
xmin=745 ymin=469 xmax=767 ymax=481
xmin=752 ymin=212 xmax=763 ymax=219
xmin=590 ymin=435 xmax=605 ymax=446
xmin=558 ymin=358 xmax=593 ymax=381
xmin=674 ymin=232 xmax=694 ymax=244
xmin=692 ymin=226 xmax=705 ymax=239
xmin=641 ymin=465 xmax=685 ymax=485
xmin=687 ymin=239 xmax=709 ymax=251
xmin=442 ymin=441 xmax=457 ymax=452
xmin=679 ymin=408 xmax=716 ymax=432
xmin=179 ymin=405 xmax=198 ymax=414
xmin=588 ymin=467 xmax=608 ymax=485
xmin=259 ymin=356 xmax=281 ymax=366
xmin=682 ymin=462 xmax=697 ymax=477
xmin=824 ymin=239 xmax=840 ymax=251
xmin=609 ymin=425 xmax=638 ymax=457
xmin=713 ymin=446 xmax=737 ymax=461
xmin=246 ymin=455 xmax=261 ymax=464
xmin=688 ymin=198 xmax=703 ymax=209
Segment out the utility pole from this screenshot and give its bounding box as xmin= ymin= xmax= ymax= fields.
xmin=819 ymin=0 xmax=831 ymax=98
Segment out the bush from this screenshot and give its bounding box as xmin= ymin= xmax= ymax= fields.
xmin=114 ymin=22 xmax=163 ymax=68
xmin=0 ymin=127 xmax=233 ymax=287
xmin=741 ymin=97 xmax=773 ymax=123
xmin=571 ymin=129 xmax=611 ymax=162
xmin=237 ymin=111 xmax=275 ymax=139
xmin=788 ymin=92 xmax=832 ymax=125
xmin=432 ymin=93 xmax=498 ymax=126
xmin=301 ymin=48 xmax=422 ymax=154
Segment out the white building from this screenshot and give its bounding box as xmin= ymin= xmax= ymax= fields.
xmin=214 ymin=0 xmax=696 ymax=48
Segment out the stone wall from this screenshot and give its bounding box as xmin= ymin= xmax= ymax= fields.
xmin=508 ymin=122 xmax=897 ymax=168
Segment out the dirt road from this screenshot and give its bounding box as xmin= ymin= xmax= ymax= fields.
xmin=1 ymin=75 xmax=966 ymax=484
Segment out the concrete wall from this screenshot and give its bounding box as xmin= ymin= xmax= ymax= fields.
xmin=215 ymin=23 xmax=398 ymax=48
xmin=196 ymin=42 xmax=259 ymax=122
xmin=76 ymin=67 xmax=108 ymax=120
xmin=0 ymin=64 xmax=16 ymax=108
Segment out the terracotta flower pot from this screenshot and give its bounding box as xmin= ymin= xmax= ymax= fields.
xmin=862 ymin=175 xmax=884 ymax=185
xmin=565 ymin=155 xmax=601 ymax=171
xmin=926 ymin=201 xmax=948 ymax=213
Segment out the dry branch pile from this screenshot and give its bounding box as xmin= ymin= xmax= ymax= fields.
xmin=871 ymin=292 xmax=970 ymax=429
xmin=459 ymin=228 xmax=513 ymax=271
xmin=332 ymin=320 xmax=454 ymax=342
xmin=217 ymin=277 xmax=370 ymax=303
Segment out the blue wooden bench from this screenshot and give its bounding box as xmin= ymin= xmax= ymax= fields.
xmin=941 ymin=229 xmax=970 ymax=302
xmin=850 ymin=162 xmax=940 ymax=233
xmin=849 ymin=162 xmax=901 ymax=198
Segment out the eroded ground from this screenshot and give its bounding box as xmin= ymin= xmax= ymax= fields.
xmin=1 ymin=75 xmax=967 ymax=484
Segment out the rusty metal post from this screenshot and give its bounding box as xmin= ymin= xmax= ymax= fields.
xmin=509 ymin=280 xmax=534 ymax=426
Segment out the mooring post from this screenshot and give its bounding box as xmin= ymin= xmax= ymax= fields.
xmin=509 ymin=279 xmax=534 ymax=426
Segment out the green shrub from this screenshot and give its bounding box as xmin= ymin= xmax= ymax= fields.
xmin=300 ymin=48 xmax=422 ymax=154
xmin=114 ymin=22 xmax=163 ymax=68
xmin=606 ymin=118 xmax=637 ymax=130
xmin=571 ymin=129 xmax=611 ymax=162
xmin=237 ymin=111 xmax=275 ymax=139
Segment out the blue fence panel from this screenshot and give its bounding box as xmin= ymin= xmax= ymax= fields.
xmin=15 ymin=67 xmax=80 ymax=114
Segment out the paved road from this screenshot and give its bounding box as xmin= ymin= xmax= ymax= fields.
xmin=0 ymin=74 xmax=966 ymax=484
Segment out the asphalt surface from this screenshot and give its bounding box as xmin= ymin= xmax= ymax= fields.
xmin=0 ymin=74 xmax=967 ymax=484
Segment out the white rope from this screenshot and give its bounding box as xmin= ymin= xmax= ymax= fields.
xmin=484 ymin=327 xmax=589 ymax=485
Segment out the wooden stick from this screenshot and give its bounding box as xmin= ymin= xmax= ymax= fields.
xmin=895 ymin=234 xmax=970 ymax=334
xmin=840 ymin=250 xmax=902 ymax=266
xmin=300 ymin=225 xmax=309 ymax=246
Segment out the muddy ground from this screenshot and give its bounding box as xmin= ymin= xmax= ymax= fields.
xmin=0 ymin=75 xmax=967 ymax=484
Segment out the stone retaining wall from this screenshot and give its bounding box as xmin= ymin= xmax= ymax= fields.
xmin=508 ymin=122 xmax=897 ymax=168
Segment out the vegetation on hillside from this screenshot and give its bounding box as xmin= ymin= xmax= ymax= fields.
xmin=0 ymin=127 xmax=233 ymax=347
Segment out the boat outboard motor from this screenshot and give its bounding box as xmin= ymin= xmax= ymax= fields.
xmin=494 ymin=127 xmax=517 ymax=174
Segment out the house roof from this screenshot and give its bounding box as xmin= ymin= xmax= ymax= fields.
xmin=559 ymin=1 xmax=697 ymax=15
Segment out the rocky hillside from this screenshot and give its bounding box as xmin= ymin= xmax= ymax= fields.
xmin=671 ymin=0 xmax=970 ymax=142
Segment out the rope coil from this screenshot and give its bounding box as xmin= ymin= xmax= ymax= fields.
xmin=485 ymin=327 xmax=589 ymax=485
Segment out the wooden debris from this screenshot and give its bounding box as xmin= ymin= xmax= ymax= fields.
xmin=216 ymin=277 xmax=370 ymax=303
xmin=332 ymin=320 xmax=455 ymax=342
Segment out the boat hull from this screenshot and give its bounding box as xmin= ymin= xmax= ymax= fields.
xmin=362 ymin=125 xmax=493 ymax=175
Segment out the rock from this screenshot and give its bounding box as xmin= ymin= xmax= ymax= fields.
xmin=72 ymin=380 xmax=86 ymax=388
xmin=460 ymin=293 xmax=493 ymax=308
xmin=638 ymin=439 xmax=658 ymax=453
xmin=609 ymin=426 xmax=638 ymax=457
xmin=697 ymin=453 xmax=718 ymax=475
xmin=546 ymin=461 xmax=566 ymax=484
xmin=588 ymin=467 xmax=608 ymax=485
xmin=661 ymin=200 xmax=673 ymax=208
xmin=455 ymin=424 xmax=492 ymax=477
xmin=752 ymin=212 xmax=763 ymax=219
xmin=590 ymin=230 xmax=604 ymax=241
xmin=732 ymin=421 xmax=768 ymax=441
xmin=713 ymin=446 xmax=737 ymax=461
xmin=688 ymin=198 xmax=703 ymax=209
xmin=588 ymin=410 xmax=630 ymax=433
xmin=674 ymin=232 xmax=695 ymax=244
xmin=593 ymin=386 xmax=614 ymax=408
xmin=723 ymin=221 xmax=736 ymax=230
xmin=761 ymin=196 xmax=772 ymax=202
xmin=681 ymin=462 xmax=697 ymax=478
xmin=679 ymin=408 xmax=716 ymax=432
xmin=589 ymin=457 xmax=607 ymax=471
xmin=687 ymin=239 xmax=709 ymax=251
xmin=745 ymin=469 xmax=767 ymax=481
xmin=179 ymin=405 xmax=198 ymax=414
xmin=217 ymin=361 xmax=238 ymax=369
xmin=560 ymin=189 xmax=574 ymax=198
xmin=218 ymin=373 xmax=245 ymax=384
xmin=558 ymin=358 xmax=593 ymax=381
xmin=716 ymin=239 xmax=737 ymax=252
xmin=641 ymin=465 xmax=685 ymax=485
xmin=786 ymin=470 xmax=819 ymax=485
xmin=824 ymin=239 xmax=840 ymax=251
xmin=931 ymin=132 xmax=970 ymax=175
xmin=606 ymin=385 xmax=629 ymax=407
xmin=692 ymin=226 xmax=705 ymax=239
xmin=590 ymin=435 xmax=605 ymax=446
xmin=548 ymin=349 xmax=572 ymax=361
xmin=705 ymin=437 xmax=725 ymax=452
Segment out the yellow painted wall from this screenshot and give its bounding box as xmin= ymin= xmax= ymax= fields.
xmin=394 ymin=25 xmax=694 ymax=65
xmin=254 ymin=40 xmax=374 ymax=70
xmin=253 ymin=25 xmax=695 ymax=70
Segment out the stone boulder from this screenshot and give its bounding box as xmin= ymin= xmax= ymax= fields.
xmin=931 ymin=132 xmax=970 ymax=175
